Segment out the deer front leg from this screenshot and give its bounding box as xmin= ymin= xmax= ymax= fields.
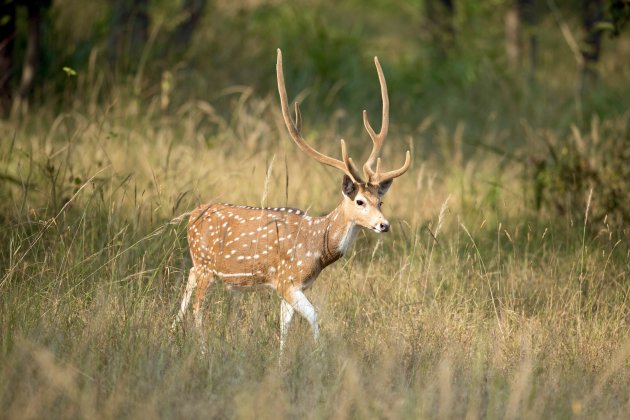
xmin=282 ymin=287 xmax=319 ymax=342
xmin=280 ymin=299 xmax=295 ymax=353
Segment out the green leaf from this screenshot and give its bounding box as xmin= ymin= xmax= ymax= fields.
xmin=594 ymin=21 xmax=615 ymax=32
xmin=62 ymin=66 xmax=77 ymax=77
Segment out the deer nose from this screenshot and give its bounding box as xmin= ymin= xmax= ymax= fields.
xmin=378 ymin=221 xmax=390 ymax=232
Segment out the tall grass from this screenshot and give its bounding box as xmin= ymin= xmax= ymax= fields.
xmin=1 ymin=2 xmax=629 ymax=416
xmin=1 ymin=80 xmax=628 ymax=418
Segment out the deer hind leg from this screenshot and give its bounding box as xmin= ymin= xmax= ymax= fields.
xmin=172 ymin=267 xmax=199 ymax=331
xmin=283 ymin=287 xmax=319 ymax=342
xmin=192 ymin=269 xmax=214 ymax=353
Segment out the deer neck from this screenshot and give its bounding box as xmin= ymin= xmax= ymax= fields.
xmin=319 ymin=201 xmax=359 ymax=267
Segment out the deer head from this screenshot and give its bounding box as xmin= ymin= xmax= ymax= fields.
xmin=276 ymin=49 xmax=410 ymax=234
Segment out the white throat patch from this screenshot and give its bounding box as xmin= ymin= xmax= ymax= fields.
xmin=337 ymin=222 xmax=358 ymax=255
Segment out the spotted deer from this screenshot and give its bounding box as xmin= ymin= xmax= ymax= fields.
xmin=172 ymin=49 xmax=410 ymax=352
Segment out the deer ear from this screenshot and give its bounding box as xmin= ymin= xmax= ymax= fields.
xmin=341 ymin=175 xmax=358 ymax=199
xmin=377 ymin=179 xmax=393 ymax=197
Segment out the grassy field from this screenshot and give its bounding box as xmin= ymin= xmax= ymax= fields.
xmin=1 ymin=1 xmax=629 ymax=418
xmin=0 ymin=86 xmax=628 ymax=418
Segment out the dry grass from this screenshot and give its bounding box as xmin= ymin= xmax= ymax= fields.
xmin=0 ymin=88 xmax=628 ymax=419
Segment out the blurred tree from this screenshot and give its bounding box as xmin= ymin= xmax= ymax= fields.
xmin=11 ymin=0 xmax=51 ymax=117
xmin=580 ymin=0 xmax=605 ymax=91
xmin=170 ymin=0 xmax=207 ymax=56
xmin=607 ymin=0 xmax=629 ymax=35
xmin=0 ymin=0 xmax=16 ymax=116
xmin=426 ymin=0 xmax=456 ymax=56
xmin=505 ymin=0 xmax=538 ymax=76
xmin=0 ymin=0 xmax=50 ymax=118
xmin=108 ymin=0 xmax=149 ymax=71
xmin=505 ymin=2 xmax=520 ymax=66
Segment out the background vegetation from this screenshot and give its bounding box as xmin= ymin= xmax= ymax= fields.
xmin=1 ymin=0 xmax=628 ymax=418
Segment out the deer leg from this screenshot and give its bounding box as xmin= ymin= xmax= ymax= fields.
xmin=280 ymin=299 xmax=295 ymax=353
xmin=192 ymin=271 xmax=214 ymax=353
xmin=171 ymin=267 xmax=198 ymax=331
xmin=285 ymin=288 xmax=319 ymax=341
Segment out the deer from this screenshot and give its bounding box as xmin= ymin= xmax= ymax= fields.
xmin=172 ymin=49 xmax=410 ymax=353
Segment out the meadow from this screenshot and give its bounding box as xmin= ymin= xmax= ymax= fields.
xmin=1 ymin=1 xmax=629 ymax=418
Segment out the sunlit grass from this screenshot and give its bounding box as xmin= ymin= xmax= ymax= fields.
xmin=0 ymin=82 xmax=628 ymax=418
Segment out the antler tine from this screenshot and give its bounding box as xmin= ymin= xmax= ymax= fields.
xmin=277 ymin=49 xmax=364 ymax=183
xmin=362 ymin=56 xmax=389 ymax=183
xmin=294 ymin=101 xmax=302 ymax=132
xmin=374 ymin=150 xmax=411 ymax=184
xmin=340 ymin=139 xmax=363 ymax=181
xmin=361 ymin=57 xmax=411 ymax=185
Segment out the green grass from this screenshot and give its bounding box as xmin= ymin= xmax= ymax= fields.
xmin=0 ymin=88 xmax=628 ymax=418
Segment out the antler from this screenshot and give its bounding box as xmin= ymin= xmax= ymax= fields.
xmin=276 ymin=49 xmax=364 ymax=183
xmin=362 ymin=57 xmax=411 ymax=186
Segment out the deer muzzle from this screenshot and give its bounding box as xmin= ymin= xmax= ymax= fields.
xmin=375 ymin=220 xmax=390 ymax=233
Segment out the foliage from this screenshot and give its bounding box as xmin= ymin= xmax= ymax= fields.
xmin=607 ymin=0 xmax=630 ymax=36
xmin=529 ymin=114 xmax=630 ymax=224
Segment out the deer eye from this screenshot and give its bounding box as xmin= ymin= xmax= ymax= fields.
xmin=356 ymin=199 xmax=365 ymax=206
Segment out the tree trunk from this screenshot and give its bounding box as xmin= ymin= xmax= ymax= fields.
xmin=171 ymin=0 xmax=207 ymax=56
xmin=505 ymin=0 xmax=538 ymax=77
xmin=11 ymin=1 xmax=43 ymax=117
xmin=581 ymin=0 xmax=604 ymax=92
xmin=505 ymin=5 xmax=521 ymax=68
xmin=108 ymin=0 xmax=149 ymax=71
xmin=524 ymin=0 xmax=538 ymax=78
xmin=0 ymin=0 xmax=16 ymax=117
xmin=425 ymin=0 xmax=456 ymax=57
